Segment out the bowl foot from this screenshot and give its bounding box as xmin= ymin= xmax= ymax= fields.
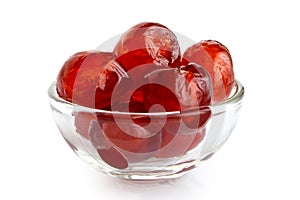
xmin=102 ymin=159 xmax=201 ymax=181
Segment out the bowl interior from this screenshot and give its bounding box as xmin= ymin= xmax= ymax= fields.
xmin=48 ymin=80 xmax=244 ymax=180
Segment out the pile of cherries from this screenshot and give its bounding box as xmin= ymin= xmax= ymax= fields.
xmin=56 ymin=22 xmax=234 ymax=169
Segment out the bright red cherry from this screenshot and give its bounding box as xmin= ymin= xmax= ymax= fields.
xmin=144 ymin=64 xmax=212 ymax=158
xmin=111 ymin=63 xmax=163 ymax=114
xmin=56 ymin=51 xmax=127 ymax=109
xmin=182 ymin=40 xmax=234 ymax=103
xmin=98 ymin=113 xmax=162 ymax=154
xmin=156 ymin=128 xmax=206 ymax=158
xmin=113 ymin=22 xmax=181 ymax=71
xmin=145 ymin=63 xmax=212 ymax=112
xmin=88 ymin=120 xmax=128 ymax=169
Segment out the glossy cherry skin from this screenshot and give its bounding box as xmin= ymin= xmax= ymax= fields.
xmin=96 ymin=111 xmax=163 ymax=164
xmin=113 ymin=22 xmax=181 ymax=71
xmin=145 ymin=63 xmax=212 ymax=112
xmin=88 ymin=120 xmax=128 ymax=169
xmin=182 ymin=40 xmax=234 ymax=103
xmin=156 ymin=128 xmax=206 ymax=158
xmin=94 ymin=64 xmax=162 ymax=159
xmin=111 ymin=63 xmax=163 ymax=114
xmin=144 ymin=64 xmax=212 ymax=158
xmin=57 ymin=51 xmax=128 ymax=109
xmin=98 ymin=114 xmax=161 ymax=153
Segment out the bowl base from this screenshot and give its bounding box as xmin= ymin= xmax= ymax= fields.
xmin=102 ymin=159 xmax=201 ymax=181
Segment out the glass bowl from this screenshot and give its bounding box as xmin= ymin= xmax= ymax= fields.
xmin=48 ymin=79 xmax=244 ymax=181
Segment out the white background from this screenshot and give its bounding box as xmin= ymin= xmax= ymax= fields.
xmin=1 ymin=0 xmax=299 ymax=199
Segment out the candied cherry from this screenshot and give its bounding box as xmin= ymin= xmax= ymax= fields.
xmin=97 ymin=112 xmax=162 ymax=154
xmin=56 ymin=51 xmax=127 ymax=109
xmin=88 ymin=120 xmax=128 ymax=169
xmin=182 ymin=40 xmax=234 ymax=103
xmin=144 ymin=64 xmax=212 ymax=158
xmin=156 ymin=128 xmax=206 ymax=158
xmin=111 ymin=63 xmax=163 ymax=113
xmin=89 ymin=116 xmax=160 ymax=164
xmin=93 ymin=64 xmax=163 ymax=160
xmin=146 ymin=63 xmax=212 ymax=113
xmin=113 ymin=22 xmax=181 ymax=71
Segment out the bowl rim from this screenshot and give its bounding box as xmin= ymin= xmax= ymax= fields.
xmin=48 ymin=79 xmax=244 ymax=116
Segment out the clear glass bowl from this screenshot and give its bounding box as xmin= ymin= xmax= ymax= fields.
xmin=48 ymin=80 xmax=244 ymax=180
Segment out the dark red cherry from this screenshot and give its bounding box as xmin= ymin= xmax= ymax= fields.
xmin=156 ymin=128 xmax=206 ymax=158
xmin=56 ymin=51 xmax=127 ymax=109
xmin=146 ymin=63 xmax=212 ymax=112
xmin=182 ymin=40 xmax=234 ymax=103
xmin=88 ymin=120 xmax=128 ymax=169
xmin=144 ymin=64 xmax=212 ymax=158
xmin=98 ymin=113 xmax=162 ymax=154
xmin=113 ymin=22 xmax=181 ymax=71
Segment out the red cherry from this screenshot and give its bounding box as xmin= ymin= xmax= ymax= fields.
xmin=89 ymin=118 xmax=160 ymax=163
xmin=111 ymin=63 xmax=162 ymax=110
xmin=97 ymin=148 xmax=128 ymax=169
xmin=88 ymin=120 xmax=128 ymax=169
xmin=182 ymin=40 xmax=234 ymax=103
xmin=98 ymin=113 xmax=162 ymax=154
xmin=156 ymin=128 xmax=206 ymax=158
xmin=146 ymin=63 xmax=212 ymax=111
xmin=113 ymin=22 xmax=181 ymax=71
xmin=144 ymin=64 xmax=212 ymax=158
xmin=56 ymin=51 xmax=127 ymax=109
